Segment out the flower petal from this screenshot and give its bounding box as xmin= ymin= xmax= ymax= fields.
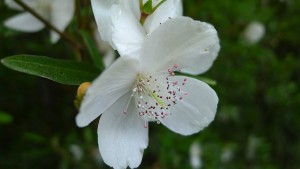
xmin=91 ymin=0 xmax=118 ymax=45
xmin=98 ymin=92 xmax=148 ymax=169
xmin=119 ymin=0 xmax=141 ymax=20
xmin=140 ymin=17 xmax=220 ymax=75
xmin=76 ymin=56 xmax=140 ymax=127
xmin=111 ymin=4 xmax=146 ymax=56
xmin=159 ymin=76 xmax=218 ymax=135
xmin=4 ymin=12 xmax=45 ymax=32
xmin=50 ymin=0 xmax=75 ymax=43
xmin=143 ymin=0 xmax=183 ymax=34
xmin=5 ymin=0 xmax=23 ymax=11
xmin=181 ymin=40 xmax=220 ymax=75
xmin=103 ymin=48 xmax=117 ymax=68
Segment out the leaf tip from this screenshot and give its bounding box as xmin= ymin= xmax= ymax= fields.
xmin=1 ymin=57 xmax=7 ymax=65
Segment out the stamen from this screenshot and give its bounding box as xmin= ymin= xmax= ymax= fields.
xmin=144 ymin=121 xmax=148 ymax=128
xmin=123 ymin=88 xmax=136 ymax=114
xmin=131 ymin=64 xmax=188 ymax=126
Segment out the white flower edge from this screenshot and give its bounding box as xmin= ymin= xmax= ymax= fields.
xmin=4 ymin=12 xmax=45 ymax=32
xmin=94 ymin=29 xmax=116 ymax=67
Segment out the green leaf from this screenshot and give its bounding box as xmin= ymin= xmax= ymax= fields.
xmin=143 ymin=0 xmax=153 ymax=14
xmin=196 ymin=77 xmax=217 ymax=86
xmin=176 ymin=72 xmax=217 ymax=86
xmin=0 ymin=111 xmax=13 ymax=124
xmin=80 ymin=30 xmax=105 ymax=70
xmin=23 ymin=132 xmax=47 ymax=143
xmin=1 ymin=55 xmax=99 ymax=85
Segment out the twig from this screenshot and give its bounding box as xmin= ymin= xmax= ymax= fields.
xmin=75 ymin=0 xmax=83 ymax=29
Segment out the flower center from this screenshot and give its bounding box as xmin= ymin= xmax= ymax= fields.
xmin=123 ymin=64 xmax=188 ymax=128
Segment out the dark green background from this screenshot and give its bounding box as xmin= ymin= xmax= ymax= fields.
xmin=1 ymin=0 xmax=299 ymax=168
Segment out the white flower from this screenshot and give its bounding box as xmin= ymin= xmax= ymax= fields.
xmin=69 ymin=144 xmax=84 ymax=161
xmin=243 ymin=21 xmax=265 ymax=44
xmin=92 ymin=0 xmax=219 ymax=75
xmin=189 ymin=142 xmax=202 ymax=169
xmin=246 ymin=135 xmax=261 ymax=160
xmin=76 ymin=17 xmax=219 ymax=169
xmin=220 ymin=146 xmax=234 ymax=163
xmin=4 ymin=0 xmax=75 ymax=43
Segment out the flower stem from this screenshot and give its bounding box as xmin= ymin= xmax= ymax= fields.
xmin=13 ymin=0 xmax=82 ymax=49
xmin=75 ymin=0 xmax=83 ymax=29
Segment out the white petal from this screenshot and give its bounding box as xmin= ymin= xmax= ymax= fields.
xmin=160 ymin=76 xmax=218 ymax=135
xmin=50 ymin=31 xmax=60 ymax=44
xmin=4 ymin=12 xmax=45 ymax=32
xmin=103 ymin=48 xmax=117 ymax=68
xmin=50 ymin=0 xmax=75 ymax=43
xmin=5 ymin=0 xmax=23 ymax=11
xmin=119 ymin=0 xmax=141 ymax=20
xmin=181 ymin=40 xmax=220 ymax=75
xmin=98 ymin=92 xmax=148 ymax=169
xmin=76 ymin=57 xmax=140 ymax=127
xmin=91 ymin=0 xmax=118 ymax=45
xmin=143 ymin=0 xmax=183 ymax=34
xmin=243 ymin=21 xmax=265 ymax=44
xmin=111 ymin=4 xmax=146 ymax=56
xmin=140 ymin=17 xmax=220 ymax=75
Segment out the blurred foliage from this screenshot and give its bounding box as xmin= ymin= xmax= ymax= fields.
xmin=0 ymin=0 xmax=300 ymax=169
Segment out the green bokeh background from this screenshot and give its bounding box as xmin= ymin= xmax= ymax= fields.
xmin=1 ymin=0 xmax=299 ymax=168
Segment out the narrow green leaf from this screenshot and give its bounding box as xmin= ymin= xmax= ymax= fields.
xmin=176 ymin=72 xmax=217 ymax=86
xmin=80 ymin=30 xmax=104 ymax=70
xmin=196 ymin=77 xmax=217 ymax=86
xmin=0 ymin=111 xmax=13 ymax=124
xmin=1 ymin=55 xmax=99 ymax=85
xmin=23 ymin=132 xmax=47 ymax=143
